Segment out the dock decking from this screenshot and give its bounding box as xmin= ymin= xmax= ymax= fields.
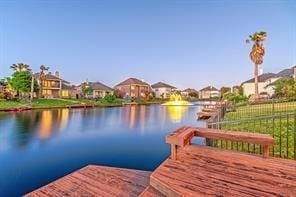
xmin=25 ymin=165 xmax=151 ymax=197
xmin=26 ymin=126 xmax=296 ymax=196
xmin=151 ymin=145 xmax=296 ymax=196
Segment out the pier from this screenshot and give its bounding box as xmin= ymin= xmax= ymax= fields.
xmin=26 ymin=126 xmax=296 ymax=196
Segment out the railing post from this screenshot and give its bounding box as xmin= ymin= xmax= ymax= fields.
xmin=263 ymin=145 xmax=269 ymax=158
xmin=171 ymin=144 xmax=177 ymax=160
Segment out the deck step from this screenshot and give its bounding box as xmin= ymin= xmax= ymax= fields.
xmin=139 ymin=186 xmax=165 ymax=197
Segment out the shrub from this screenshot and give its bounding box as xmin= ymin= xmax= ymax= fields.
xmin=103 ymin=94 xmax=116 ymax=103
xmin=223 ymin=93 xmax=247 ymax=103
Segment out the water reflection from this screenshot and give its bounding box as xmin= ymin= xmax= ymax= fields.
xmin=167 ymin=106 xmax=188 ymax=123
xmin=0 ymin=105 xmax=204 ymax=196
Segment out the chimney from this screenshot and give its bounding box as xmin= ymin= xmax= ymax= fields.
xmin=55 ymin=71 xmax=59 ymax=78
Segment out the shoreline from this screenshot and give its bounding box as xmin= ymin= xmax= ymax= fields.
xmin=0 ymin=100 xmax=164 ymax=112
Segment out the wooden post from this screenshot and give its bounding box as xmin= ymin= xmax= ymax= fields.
xmin=171 ymin=144 xmax=177 ymax=160
xmin=263 ymin=145 xmax=269 ymax=158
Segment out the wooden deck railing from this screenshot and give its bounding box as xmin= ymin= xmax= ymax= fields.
xmin=166 ymin=126 xmax=275 ymax=160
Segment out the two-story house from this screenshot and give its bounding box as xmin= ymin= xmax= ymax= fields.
xmin=199 ymin=86 xmax=220 ymax=99
xmin=114 ymin=78 xmax=152 ymax=99
xmin=151 ymin=82 xmax=176 ymax=99
xmin=241 ymin=73 xmax=279 ymax=97
xmin=34 ymin=71 xmax=76 ymax=98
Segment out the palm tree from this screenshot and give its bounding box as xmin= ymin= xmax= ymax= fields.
xmin=39 ymin=65 xmax=49 ymax=98
xmin=10 ymin=63 xmax=31 ymax=72
xmin=246 ymin=31 xmax=267 ymax=100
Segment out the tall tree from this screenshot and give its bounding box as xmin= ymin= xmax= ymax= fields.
xmin=10 ymin=63 xmax=31 ymax=72
xmin=246 ymin=31 xmax=267 ymax=100
xmin=39 ymin=65 xmax=49 ymax=98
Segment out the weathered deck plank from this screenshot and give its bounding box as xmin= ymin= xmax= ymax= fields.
xmin=139 ymin=186 xmax=165 ymax=197
xmin=150 ymin=145 xmax=296 ymax=196
xmin=25 ymin=165 xmax=151 ymax=197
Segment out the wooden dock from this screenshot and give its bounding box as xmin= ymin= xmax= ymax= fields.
xmin=26 ymin=126 xmax=296 ymax=196
xmin=25 ymin=165 xmax=152 ymax=197
xmin=197 ymin=102 xmax=227 ymax=120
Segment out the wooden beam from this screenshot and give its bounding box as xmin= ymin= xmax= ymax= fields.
xmin=195 ymin=128 xmax=275 ymax=146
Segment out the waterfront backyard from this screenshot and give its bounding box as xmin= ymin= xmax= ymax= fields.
xmin=209 ymin=100 xmax=296 ymax=160
xmin=0 ymin=104 xmax=204 ymax=196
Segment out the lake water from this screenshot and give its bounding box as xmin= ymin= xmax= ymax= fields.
xmin=0 ymin=104 xmax=205 ymax=196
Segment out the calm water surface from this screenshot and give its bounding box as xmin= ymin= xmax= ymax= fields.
xmin=0 ymin=104 xmax=205 ymax=196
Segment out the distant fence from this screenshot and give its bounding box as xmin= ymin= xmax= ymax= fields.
xmin=207 ymin=111 xmax=296 ymax=160
xmin=224 ymin=98 xmax=296 ymax=120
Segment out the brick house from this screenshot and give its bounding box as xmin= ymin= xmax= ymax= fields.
xmin=114 ymin=78 xmax=152 ymax=99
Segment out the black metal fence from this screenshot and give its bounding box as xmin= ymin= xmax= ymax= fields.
xmin=224 ymin=98 xmax=296 ymax=120
xmin=207 ymin=111 xmax=296 ymax=160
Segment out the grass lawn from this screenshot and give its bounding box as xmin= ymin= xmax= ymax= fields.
xmin=0 ymin=100 xmax=27 ymax=108
xmin=215 ymin=101 xmax=296 ymax=160
xmin=32 ymin=99 xmax=78 ymax=108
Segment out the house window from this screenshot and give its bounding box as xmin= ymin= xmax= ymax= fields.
xmin=62 ymin=90 xmax=69 ymax=97
xmin=42 ymin=90 xmax=52 ymax=95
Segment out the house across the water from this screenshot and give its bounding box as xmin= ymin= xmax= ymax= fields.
xmin=114 ymin=77 xmax=152 ymax=99
xmin=199 ymin=86 xmax=220 ymax=99
xmin=34 ymin=71 xmax=76 ymax=98
xmin=181 ymin=88 xmax=199 ymax=99
xmin=151 ymin=82 xmax=176 ymax=99
xmin=78 ymin=81 xmax=114 ymax=99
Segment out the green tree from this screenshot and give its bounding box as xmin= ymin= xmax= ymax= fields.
xmin=220 ymin=87 xmax=231 ymax=97
xmin=188 ymin=92 xmax=198 ymax=98
xmin=246 ymin=31 xmax=267 ymax=100
xmin=82 ymin=83 xmax=93 ymax=98
xmin=233 ymin=85 xmax=244 ymax=96
xmin=274 ymin=78 xmax=296 ymax=98
xmin=9 ymin=71 xmax=32 ymax=101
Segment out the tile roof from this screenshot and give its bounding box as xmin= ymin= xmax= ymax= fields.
xmin=62 ymin=83 xmax=75 ymax=90
xmin=151 ymin=82 xmax=176 ymax=89
xmin=115 ymin=78 xmax=149 ymax=87
xmin=34 ymin=72 xmax=70 ymax=84
xmin=88 ymin=82 xmax=113 ymax=91
xmin=242 ymin=73 xmax=278 ymax=84
xmin=199 ymin=86 xmax=219 ymax=92
xmin=183 ymin=88 xmax=198 ymax=93
xmin=276 ymin=68 xmax=294 ymax=78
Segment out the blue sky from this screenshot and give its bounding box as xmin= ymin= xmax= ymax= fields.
xmin=0 ymin=0 xmax=295 ymax=89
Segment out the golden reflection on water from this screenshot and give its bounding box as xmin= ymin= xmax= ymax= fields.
xmin=38 ymin=109 xmax=70 ymax=139
xmin=58 ymin=109 xmax=69 ymax=131
xmin=167 ymin=106 xmax=188 ymax=123
xmin=38 ymin=110 xmax=53 ymax=139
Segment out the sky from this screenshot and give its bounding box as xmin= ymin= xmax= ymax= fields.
xmin=0 ymin=0 xmax=295 ymax=90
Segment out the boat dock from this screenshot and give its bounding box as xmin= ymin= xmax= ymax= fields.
xmin=26 ymin=126 xmax=296 ymax=196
